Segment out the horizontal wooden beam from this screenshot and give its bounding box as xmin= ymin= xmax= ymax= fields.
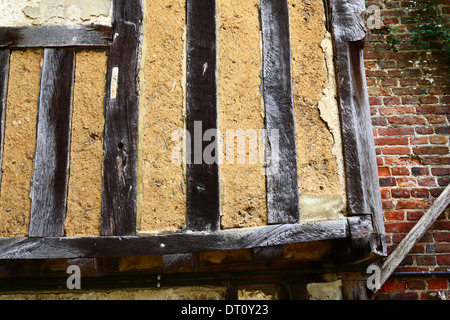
xmin=0 ymin=25 xmax=113 ymax=48
xmin=0 ymin=219 xmax=351 ymax=259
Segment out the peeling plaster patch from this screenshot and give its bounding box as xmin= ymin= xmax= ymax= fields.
xmin=307 ymin=280 xmax=343 ymax=300
xmin=0 ymin=0 xmax=112 ymax=26
xmin=317 ymin=31 xmax=347 ymax=209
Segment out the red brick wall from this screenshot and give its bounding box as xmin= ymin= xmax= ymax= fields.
xmin=364 ymin=0 xmax=450 ymax=299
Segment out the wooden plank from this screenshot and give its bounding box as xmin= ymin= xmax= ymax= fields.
xmin=260 ymin=0 xmax=300 ymax=224
xmin=0 ymin=49 xmax=10 ymax=187
xmin=185 ymin=0 xmax=220 ymax=231
xmin=376 ymin=184 xmax=450 ymax=292
xmin=29 ymin=48 xmax=75 ymax=237
xmin=0 ymin=25 xmax=113 ymax=48
xmin=101 ymin=0 xmax=143 ymax=236
xmin=0 ymin=220 xmax=350 ymax=259
xmin=330 ymin=0 xmax=385 ymax=254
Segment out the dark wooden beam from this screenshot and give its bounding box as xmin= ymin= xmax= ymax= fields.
xmin=101 ymin=0 xmax=143 ymax=236
xmin=0 ymin=49 xmax=10 ymax=187
xmin=185 ymin=0 xmax=220 ymax=231
xmin=29 ymin=48 xmax=75 ymax=237
xmin=260 ymin=0 xmax=300 ymax=224
xmin=0 ymin=219 xmax=350 ymax=259
xmin=0 ymin=25 xmax=113 ymax=48
xmin=330 ymin=0 xmax=386 ymax=255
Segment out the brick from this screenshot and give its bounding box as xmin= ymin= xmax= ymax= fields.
xmin=378 ymin=166 xmax=391 ymax=176
xmin=407 ymin=211 xmax=424 ymax=221
xmin=378 ymin=279 xmax=407 ymax=293
xmin=410 ymin=188 xmax=429 ymax=198
xmin=435 ymin=127 xmax=450 ymax=135
xmin=364 ymin=52 xmax=384 ymax=59
xmin=388 ymin=116 xmax=426 ymax=125
xmin=378 ymin=60 xmax=396 ymax=69
xmin=392 ymin=87 xmax=427 ymax=96
xmin=372 ymin=117 xmax=388 ymax=126
xmin=384 ymin=52 xmax=419 ymax=60
xmin=396 ymin=178 xmax=417 ymax=187
xmin=419 ymin=232 xmax=434 ymax=243
xmin=383 ymin=97 xmax=401 ymax=105
xmin=429 ymin=87 xmax=450 ymax=95
xmin=435 ymin=244 xmax=450 ymax=253
xmin=369 ymin=97 xmax=382 ymax=105
xmin=399 ymin=78 xmax=416 ymax=86
xmin=432 ymin=221 xmax=450 ymax=231
xmin=366 ymin=69 xmax=387 ymax=77
xmin=437 ymin=255 xmax=450 ymax=265
xmin=407 ymin=280 xmax=426 ymax=290
xmin=385 ymin=222 xmax=416 ymax=233
xmin=401 ymin=97 xmax=420 ymax=105
xmin=416 ymin=256 xmax=437 ymax=266
xmin=415 ymin=127 xmax=434 ymax=135
xmin=427 ymin=116 xmax=447 ymax=124
xmin=418 ymin=177 xmax=437 ymax=187
xmin=431 ymin=168 xmax=450 ymax=176
xmin=396 ymin=199 xmax=433 ymax=209
xmin=434 ymin=232 xmax=450 ymax=242
xmin=391 ymin=189 xmax=410 ymax=198
xmin=392 ymin=233 xmax=406 ymax=243
xmin=380 ymin=189 xmax=391 ymax=199
xmin=410 ymin=136 xmax=428 ymax=145
xmin=419 ymin=96 xmax=439 ymax=104
xmin=438 ymin=177 xmax=450 ymax=186
xmin=411 ymin=167 xmax=429 ymax=176
xmin=375 ymin=137 xmax=408 ymax=145
xmin=391 ymin=167 xmax=409 ymax=175
xmin=384 ymin=156 xmax=422 ymax=166
xmin=413 ymin=146 xmax=448 ymax=155
xmin=379 ymin=106 xmax=416 ymax=115
xmin=385 ymin=211 xmax=404 ymax=221
xmin=430 ymin=187 xmax=445 ymax=198
xmin=382 ymin=200 xmax=394 ymax=210
xmin=378 ymin=127 xmax=415 ymax=136
xmin=429 ymin=136 xmax=447 ymax=144
xmin=416 ymin=106 xmax=450 ymax=114
xmin=382 ymin=147 xmax=411 ymax=155
xmin=422 ymin=157 xmax=450 ymax=165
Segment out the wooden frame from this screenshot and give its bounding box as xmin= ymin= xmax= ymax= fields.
xmin=0 ymin=0 xmax=385 ymax=261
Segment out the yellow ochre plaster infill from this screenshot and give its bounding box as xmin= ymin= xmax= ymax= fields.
xmin=218 ymin=0 xmax=267 ymax=229
xmin=139 ymin=0 xmax=187 ymax=232
xmin=289 ymin=0 xmax=346 ymax=221
xmin=64 ymin=50 xmax=107 ymax=237
xmin=0 ymin=50 xmax=42 ymax=237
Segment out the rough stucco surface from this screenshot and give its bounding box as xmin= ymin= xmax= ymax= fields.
xmin=289 ymin=0 xmax=346 ymax=221
xmin=138 ymin=0 xmax=187 ymax=232
xmin=0 ymin=0 xmax=112 ymax=26
xmin=218 ymin=0 xmax=267 ymax=229
xmin=64 ymin=51 xmax=107 ymax=237
xmin=0 ymin=50 xmax=42 ymax=237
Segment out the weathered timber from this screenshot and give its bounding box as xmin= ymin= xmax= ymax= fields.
xmin=0 ymin=49 xmax=10 ymax=187
xmin=330 ymin=0 xmax=385 ymax=255
xmin=375 ymin=184 xmax=450 ymax=292
xmin=260 ymin=0 xmax=300 ymax=224
xmin=0 ymin=25 xmax=113 ymax=48
xmin=29 ymin=48 xmax=75 ymax=237
xmin=101 ymin=0 xmax=143 ymax=236
xmin=0 ymin=220 xmax=350 ymax=259
xmin=185 ymin=0 xmax=220 ymax=231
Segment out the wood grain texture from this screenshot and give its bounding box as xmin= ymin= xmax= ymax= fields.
xmin=185 ymin=0 xmax=220 ymax=231
xmin=29 ymin=48 xmax=75 ymax=237
xmin=0 ymin=25 xmax=113 ymax=48
xmin=260 ymin=0 xmax=300 ymax=224
xmin=0 ymin=49 xmax=10 ymax=187
xmin=330 ymin=0 xmax=385 ymax=254
xmin=0 ymin=219 xmax=350 ymax=259
xmin=101 ymin=0 xmax=143 ymax=236
xmin=377 ymin=184 xmax=450 ymax=292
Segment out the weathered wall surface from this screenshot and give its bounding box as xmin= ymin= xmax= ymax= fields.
xmin=138 ymin=0 xmax=187 ymax=232
xmin=289 ymin=0 xmax=346 ymax=221
xmin=0 ymin=0 xmax=111 ymax=26
xmin=65 ymin=51 xmax=107 ymax=237
xmin=218 ymin=0 xmax=267 ymax=229
xmin=0 ymin=50 xmax=42 ymax=237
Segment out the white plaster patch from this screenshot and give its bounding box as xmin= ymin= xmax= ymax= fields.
xmin=0 ymin=0 xmax=112 ymax=26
